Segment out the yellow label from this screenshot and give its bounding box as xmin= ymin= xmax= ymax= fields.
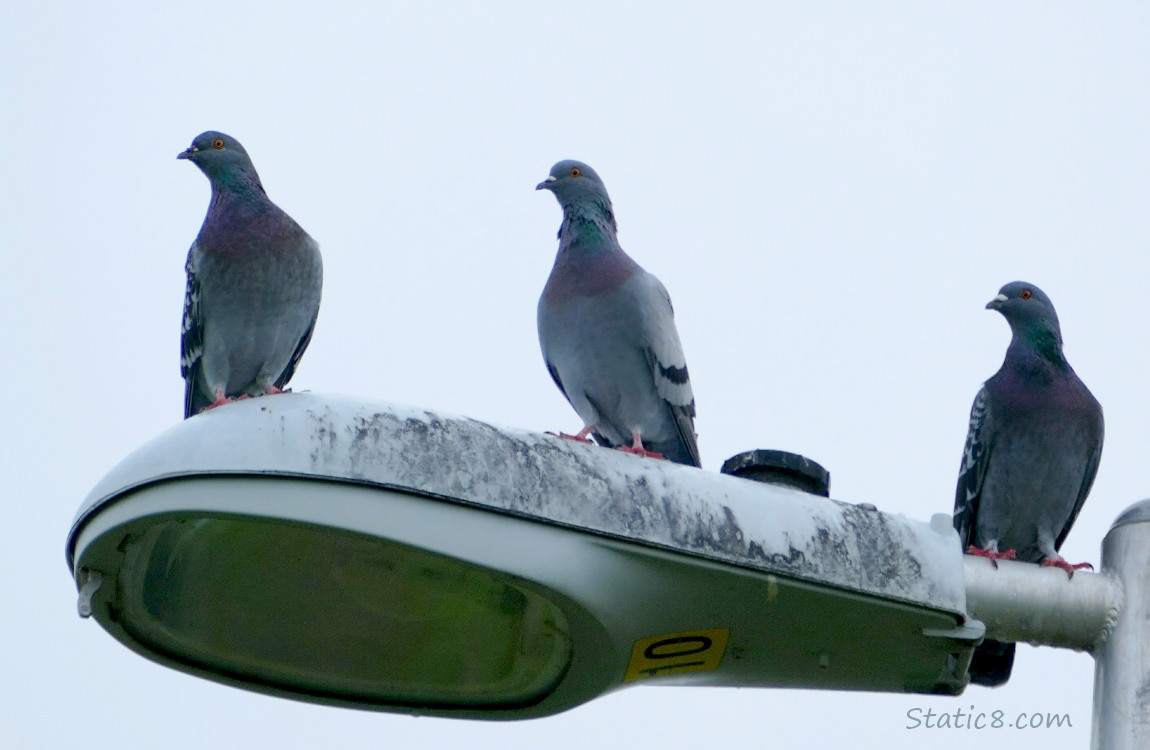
xmin=624 ymin=628 xmax=730 ymax=682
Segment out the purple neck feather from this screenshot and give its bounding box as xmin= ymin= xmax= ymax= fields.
xmin=197 ymin=173 xmax=298 ymax=255
xmin=545 ymin=200 xmax=638 ymax=299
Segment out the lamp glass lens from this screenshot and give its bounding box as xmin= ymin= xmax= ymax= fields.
xmin=117 ymin=517 xmax=572 ymax=708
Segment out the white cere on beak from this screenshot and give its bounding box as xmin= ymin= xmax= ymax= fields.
xmin=994 ymin=294 xmax=1008 ymax=303
xmin=544 ymin=176 xmax=557 ymax=183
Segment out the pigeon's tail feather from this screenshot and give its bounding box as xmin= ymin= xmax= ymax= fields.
xmin=184 ymin=375 xmax=209 ymax=419
xmin=648 ymin=436 xmax=701 ymax=467
xmin=969 ymin=639 xmax=1014 ymax=687
xmin=590 ymin=430 xmax=617 ymax=450
xmin=667 ymin=403 xmax=701 ymax=467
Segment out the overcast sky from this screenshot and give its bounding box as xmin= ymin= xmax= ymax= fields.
xmin=4 ymin=2 xmax=1150 ymax=748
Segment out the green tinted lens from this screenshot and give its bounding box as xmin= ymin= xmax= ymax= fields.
xmin=117 ymin=517 xmax=572 ymax=708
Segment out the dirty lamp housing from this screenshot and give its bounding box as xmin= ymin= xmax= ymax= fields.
xmin=67 ymin=394 xmax=978 ymax=719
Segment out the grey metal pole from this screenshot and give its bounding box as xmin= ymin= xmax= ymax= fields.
xmin=1092 ymin=499 xmax=1150 ymax=750
xmin=963 ymin=556 xmax=1116 ymax=650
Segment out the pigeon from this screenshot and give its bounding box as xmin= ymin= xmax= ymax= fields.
xmin=953 ymin=281 xmax=1104 ymax=686
xmin=178 ymin=131 xmax=323 ymax=418
xmin=536 ymin=160 xmax=700 ymax=467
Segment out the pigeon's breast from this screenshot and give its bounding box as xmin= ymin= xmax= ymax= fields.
xmin=538 ymin=282 xmax=674 ymax=446
xmin=542 ymin=247 xmax=639 ymax=302
xmin=978 ymin=375 xmax=1101 ymax=559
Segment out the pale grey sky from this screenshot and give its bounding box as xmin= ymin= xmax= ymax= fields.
xmin=4 ymin=2 xmax=1149 ymax=747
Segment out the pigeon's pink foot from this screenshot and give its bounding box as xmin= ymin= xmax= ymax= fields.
xmin=616 ymin=444 xmax=667 ymax=460
xmin=555 ymin=425 xmax=595 ymax=443
xmin=966 ymin=546 xmax=1017 ymax=569
xmin=616 ymin=432 xmax=666 ymax=460
xmin=202 ymin=388 xmax=236 ymax=412
xmin=1042 ymin=557 xmax=1094 ymax=579
xmin=264 ymin=385 xmax=288 ymax=396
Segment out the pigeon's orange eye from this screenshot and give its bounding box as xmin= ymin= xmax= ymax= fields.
xmin=1021 ymin=289 xmax=1033 ymax=300
xmin=212 ymin=138 xmax=225 ymax=149
xmin=570 ymin=167 xmax=581 ymax=177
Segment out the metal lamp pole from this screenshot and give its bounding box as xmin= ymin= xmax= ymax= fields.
xmin=1092 ymin=500 xmax=1150 ymax=750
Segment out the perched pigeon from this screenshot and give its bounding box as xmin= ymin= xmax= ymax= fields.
xmin=953 ymin=281 xmax=1104 ymax=686
xmin=178 ymin=131 xmax=323 ymax=418
xmin=536 ymin=160 xmax=700 ymax=467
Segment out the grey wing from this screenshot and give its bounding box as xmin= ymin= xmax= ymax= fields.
xmin=637 ymin=274 xmax=700 ymax=467
xmin=537 ymin=296 xmax=574 ymax=413
xmin=953 ymin=386 xmax=994 ymax=547
xmin=544 ymin=361 xmax=569 ymax=402
xmin=274 ymin=308 xmax=319 ymax=390
xmin=543 ymin=350 xmax=619 ymax=449
xmin=1054 ymin=404 xmax=1104 ymax=551
xmin=181 ymin=249 xmax=206 ymax=419
xmin=272 ymin=237 xmax=323 ymax=390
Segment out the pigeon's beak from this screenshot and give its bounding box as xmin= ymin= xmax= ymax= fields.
xmin=535 ymin=176 xmax=557 ymax=191
xmin=986 ymin=293 xmax=1008 ymax=310
xmin=177 ymin=146 xmax=197 ymax=160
